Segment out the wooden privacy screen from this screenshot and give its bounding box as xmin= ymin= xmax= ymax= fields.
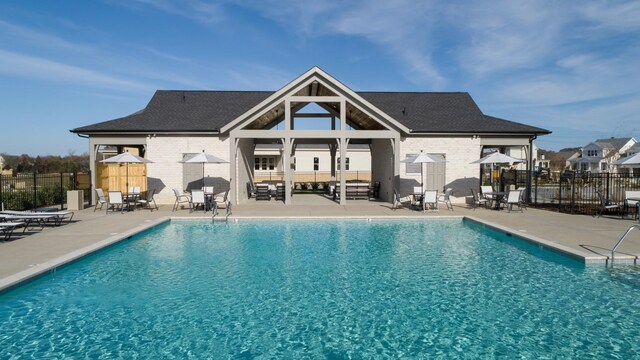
xmin=96 ymin=163 xmax=148 ymax=193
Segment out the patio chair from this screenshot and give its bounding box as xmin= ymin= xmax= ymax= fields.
xmin=392 ymin=190 xmax=402 ymax=210
xmin=255 ymin=183 xmax=271 ymax=200
xmin=190 ymin=190 xmax=207 ymax=212
xmin=275 ymin=183 xmax=285 ymax=201
xmin=368 ymin=181 xmax=380 ymax=200
xmin=0 ymin=222 xmax=25 ymax=241
xmin=412 ymin=186 xmax=423 ymax=209
xmin=439 ymin=188 xmax=454 ymax=211
xmin=94 ymin=188 xmax=107 ymax=212
xmin=136 ymin=189 xmax=158 ymax=211
xmin=596 ymin=191 xmax=621 ymax=218
xmin=422 ymin=190 xmax=438 ymax=212
xmin=502 ymin=190 xmax=524 ymax=212
xmin=107 ymin=191 xmax=125 ymax=213
xmin=172 ymin=188 xmax=191 ymax=211
xmin=480 ymin=185 xmax=495 ymax=207
xmin=470 ymin=188 xmax=490 ymax=210
xmin=214 ymin=189 xmax=230 ymax=209
xmin=246 ymin=182 xmax=256 ymax=199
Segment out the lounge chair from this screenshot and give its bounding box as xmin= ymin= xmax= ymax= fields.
xmin=95 ymin=188 xmax=107 ymax=211
xmin=470 ymin=188 xmax=489 ymax=209
xmin=439 ymin=188 xmax=453 ymax=210
xmin=422 ymin=190 xmax=438 ymax=212
xmin=172 ymin=188 xmax=191 ymax=211
xmin=107 ymin=191 xmax=125 ymax=213
xmin=0 ymin=222 xmax=25 ymax=241
xmin=596 ymin=191 xmax=621 ymax=218
xmin=502 ymin=190 xmax=524 ymax=212
xmin=0 ymin=210 xmax=73 ymax=226
xmin=136 ymin=189 xmax=158 ymax=211
xmin=190 ymin=189 xmax=207 ymax=212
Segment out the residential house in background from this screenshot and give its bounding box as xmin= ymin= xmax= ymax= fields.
xmin=568 ymin=137 xmax=636 ymax=173
xmin=615 ymin=141 xmax=640 ymax=176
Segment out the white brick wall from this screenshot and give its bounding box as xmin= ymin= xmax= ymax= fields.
xmin=400 ymin=136 xmax=482 ymax=203
xmin=146 ymin=135 xmax=230 ymax=204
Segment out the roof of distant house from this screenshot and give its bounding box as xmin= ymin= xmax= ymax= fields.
xmin=593 ymin=137 xmax=633 ymax=151
xmin=71 ymin=90 xmax=550 ymax=135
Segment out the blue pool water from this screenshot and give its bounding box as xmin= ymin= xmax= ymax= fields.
xmin=1 ymin=219 xmax=640 ymax=358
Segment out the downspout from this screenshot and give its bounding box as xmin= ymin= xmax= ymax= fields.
xmin=527 ymin=135 xmax=537 ymax=202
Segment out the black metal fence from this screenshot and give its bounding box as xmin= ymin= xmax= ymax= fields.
xmin=501 ymin=170 xmax=640 ymax=216
xmin=0 ymin=172 xmax=91 ymax=211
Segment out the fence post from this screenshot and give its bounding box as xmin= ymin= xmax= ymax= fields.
xmin=60 ymin=172 xmax=64 ymax=209
xmin=570 ymin=172 xmax=576 ymax=214
xmin=606 ymin=172 xmax=611 ymax=201
xmin=0 ymin=173 xmax=3 ymax=211
xmin=33 ymin=172 xmax=37 ymax=210
xmin=534 ymin=173 xmax=538 ymax=207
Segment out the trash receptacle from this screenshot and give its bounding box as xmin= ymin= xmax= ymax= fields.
xmin=67 ymin=190 xmax=84 ymax=211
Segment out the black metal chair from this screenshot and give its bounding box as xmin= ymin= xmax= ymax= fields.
xmin=596 ymin=191 xmax=621 ymax=218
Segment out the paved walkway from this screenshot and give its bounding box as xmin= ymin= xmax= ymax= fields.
xmin=2 ymin=195 xmax=639 ymax=291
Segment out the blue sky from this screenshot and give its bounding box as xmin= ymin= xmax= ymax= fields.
xmin=1 ymin=0 xmax=639 ymax=155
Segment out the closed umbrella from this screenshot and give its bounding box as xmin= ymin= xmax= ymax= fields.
xmin=179 ymin=152 xmax=228 ymax=188
xmin=100 ymin=152 xmax=153 ymax=191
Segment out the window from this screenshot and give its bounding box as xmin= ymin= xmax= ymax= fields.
xmin=586 ymin=150 xmax=598 ymax=157
xmin=255 ymin=157 xmax=276 ymax=171
xmin=601 ymin=162 xmax=608 ymax=171
xmin=313 ymin=157 xmax=319 ymax=171
xmin=405 ymin=154 xmax=421 ymax=175
xmin=337 ymin=157 xmax=350 ymax=171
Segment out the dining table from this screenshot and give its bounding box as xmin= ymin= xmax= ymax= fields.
xmin=484 ymin=191 xmax=508 ymax=210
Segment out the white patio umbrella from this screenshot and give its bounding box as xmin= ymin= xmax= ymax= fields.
xmin=471 ymin=151 xmax=524 ymax=165
xmin=100 ymin=152 xmax=153 ymax=190
xmin=612 ymin=153 xmax=640 ymax=166
xmin=401 ymin=152 xmax=444 ymax=193
xmin=179 ymin=152 xmax=228 ymax=187
xmin=471 ymin=151 xmax=523 ymax=189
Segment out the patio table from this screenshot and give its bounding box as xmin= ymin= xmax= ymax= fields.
xmin=485 ymin=192 xmax=508 ymax=210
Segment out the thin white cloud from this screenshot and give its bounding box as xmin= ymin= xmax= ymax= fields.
xmin=0 ymin=49 xmax=149 ymax=91
xmin=581 ymin=0 xmax=640 ymax=31
xmin=123 ymin=0 xmax=225 ymax=23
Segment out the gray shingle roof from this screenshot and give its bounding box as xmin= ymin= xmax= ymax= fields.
xmin=71 ymin=90 xmax=550 ymax=135
xmin=594 ymin=137 xmax=632 ymax=151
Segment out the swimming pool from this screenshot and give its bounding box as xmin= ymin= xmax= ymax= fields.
xmin=1 ymin=219 xmax=639 ymax=358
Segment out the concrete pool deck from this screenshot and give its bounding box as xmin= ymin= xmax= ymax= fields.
xmin=1 ymin=195 xmax=640 ymax=291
